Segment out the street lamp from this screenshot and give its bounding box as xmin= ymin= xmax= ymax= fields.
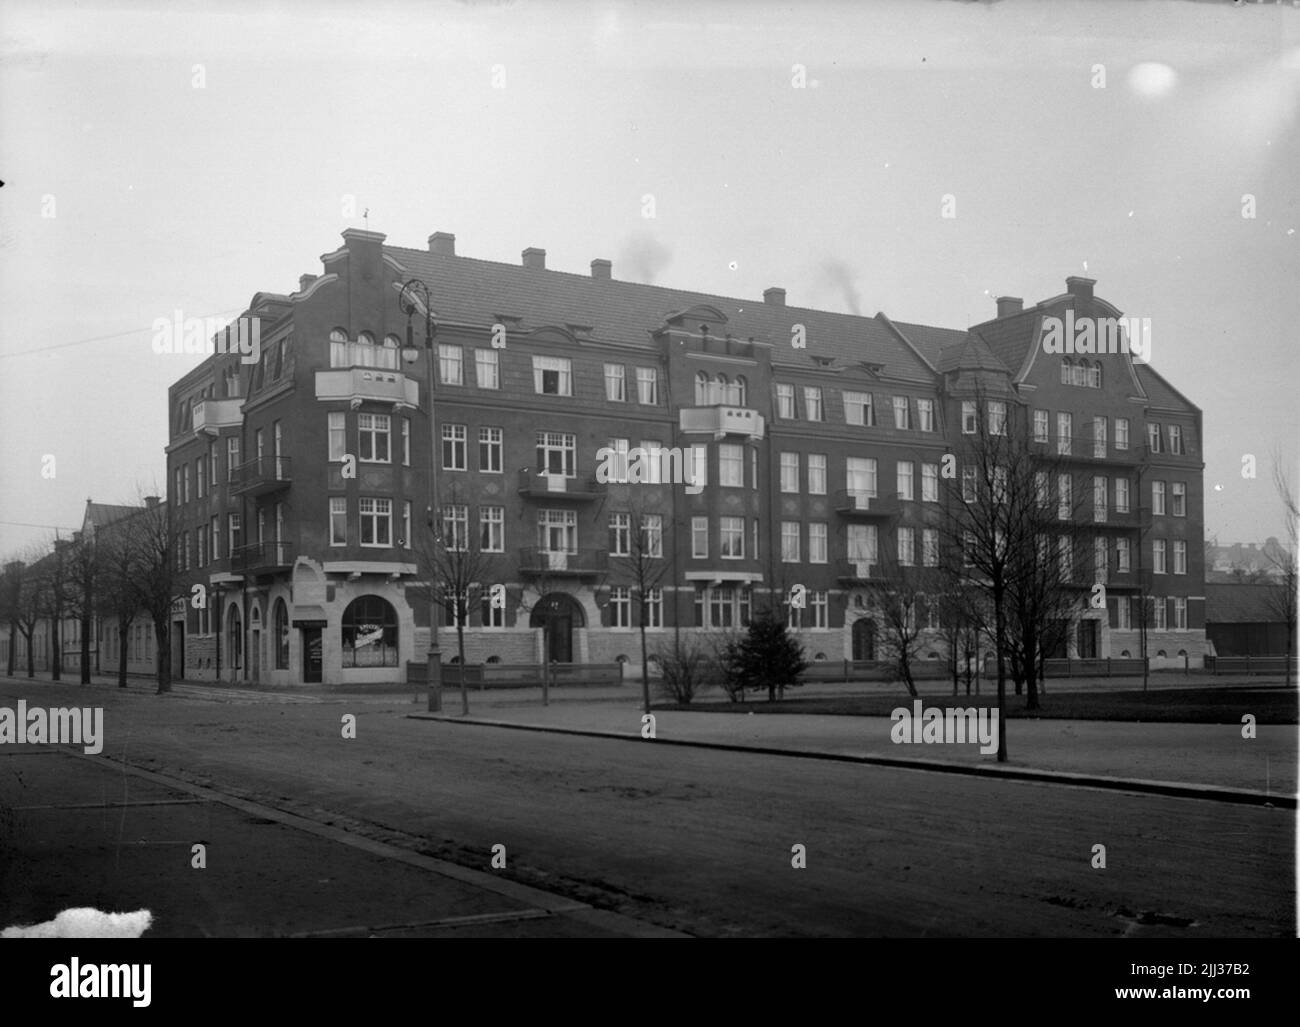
xmin=400 ymin=278 xmax=443 ymax=712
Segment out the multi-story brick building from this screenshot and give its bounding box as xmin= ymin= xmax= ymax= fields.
xmin=163 ymin=229 xmax=1207 ymax=685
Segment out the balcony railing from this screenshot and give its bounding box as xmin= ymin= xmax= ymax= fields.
xmin=233 ymin=540 xmax=293 ymax=573
xmin=518 ymin=547 xmax=608 ymax=577
xmin=836 ymin=560 xmax=885 ymax=585
xmin=517 ymin=469 xmax=604 ymax=501
xmin=314 ymin=367 xmax=419 ymax=408
xmin=832 ymin=491 xmax=899 ymax=518
xmin=231 ymin=455 xmax=292 ymax=496
xmin=192 ymin=398 xmax=243 ymax=434
xmin=678 ymin=406 xmax=766 ymax=440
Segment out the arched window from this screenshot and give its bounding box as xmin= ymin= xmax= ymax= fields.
xmin=380 ymin=334 xmax=400 ymax=370
xmin=227 ymin=604 xmax=243 ymax=670
xmin=714 ymin=374 xmax=727 ymax=405
xmin=1090 ymin=364 xmax=1102 ymax=388
xmin=273 ymin=599 xmax=289 ymax=670
xmin=1060 ymin=358 xmax=1073 ymax=385
xmin=1073 ymin=360 xmax=1088 ymax=387
xmin=354 ymin=331 xmax=376 ymax=368
xmin=341 ymin=595 xmax=398 ymax=667
xmin=734 ymin=375 xmax=747 ymax=406
xmin=695 ymin=371 xmax=709 ymax=406
xmin=330 ymin=328 xmax=349 ymax=368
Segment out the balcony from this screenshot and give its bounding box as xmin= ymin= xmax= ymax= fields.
xmin=233 ymin=540 xmax=293 ymax=574
xmin=836 ymin=560 xmax=886 ymax=587
xmin=517 ymin=469 xmax=604 ymax=502
xmin=1091 ymin=508 xmax=1149 ymax=531
xmin=231 ymin=455 xmax=292 ymax=496
xmin=315 ymin=368 xmax=419 ymax=408
xmin=192 ymin=398 xmax=243 ymax=435
xmin=833 ymin=491 xmax=899 ymax=519
xmin=679 ymin=406 xmax=765 ymax=440
xmin=518 ymin=547 xmax=608 ymax=578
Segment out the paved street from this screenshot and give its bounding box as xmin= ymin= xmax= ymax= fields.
xmin=0 ymin=674 xmax=1293 ymax=937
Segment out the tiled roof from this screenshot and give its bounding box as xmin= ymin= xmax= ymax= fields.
xmin=84 ymin=502 xmax=141 ymax=529
xmin=1205 ymin=583 xmax=1287 ymax=623
xmin=1135 ymin=364 xmax=1198 ymax=414
xmin=387 ymin=247 xmax=949 ymax=382
xmin=970 ymin=307 xmax=1040 ymax=379
xmin=936 ymin=331 xmax=1010 ymax=375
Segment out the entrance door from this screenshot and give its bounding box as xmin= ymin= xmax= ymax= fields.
xmin=529 ymin=593 xmax=580 ymax=664
xmin=251 ymin=629 xmax=261 ymax=680
xmin=1077 ymin=620 xmax=1099 ymax=659
xmin=302 ymin=628 xmax=322 ymax=683
xmin=548 ymin=610 xmax=573 ymax=663
xmin=852 ymin=618 xmax=876 ymax=661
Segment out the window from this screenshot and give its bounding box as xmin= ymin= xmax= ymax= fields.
xmin=1148 ymin=423 xmax=1163 ymax=453
xmin=480 ymin=506 xmax=504 ymax=552
xmin=846 ymin=457 xmax=877 ymax=500
xmin=1073 ymin=360 xmax=1088 ymax=387
xmin=1116 ymin=537 xmax=1131 ymax=572
xmin=1173 ymin=596 xmax=1187 ymax=629
xmin=197 ymin=527 xmax=207 ymax=567
xmin=538 ymin=509 xmax=578 ymax=553
xmin=898 ymin=526 xmax=914 ymax=566
xmin=1058 ymin=474 xmax=1072 ymax=520
xmin=360 ymin=498 xmax=392 ymax=547
xmin=962 ymin=401 xmax=977 ymax=434
xmin=532 ymin=355 xmax=572 ymax=396
xmin=475 ymin=349 xmax=499 ymax=389
xmin=641 ymin=440 xmax=665 ymax=484
xmin=181 ymin=464 xmax=190 ymax=503
xmin=402 ymin=418 xmax=410 ymax=466
xmin=988 ymin=401 xmax=1006 ymax=436
xmin=643 ymin=588 xmax=664 ymax=628
xmin=897 ymin=461 xmax=914 ymax=501
xmin=1094 ymin=537 xmax=1108 ymax=583
xmin=536 ymin=432 xmax=576 ymax=477
xmin=1093 ymin=476 xmax=1107 ymax=522
xmin=809 ymin=523 xmax=827 ymax=563
xmin=228 ymin=513 xmax=241 ymax=555
xmin=1057 ymin=413 xmax=1072 ymax=455
xmin=1059 ymin=535 xmax=1073 ymax=579
xmin=609 ymin=587 xmax=631 ymax=628
xmin=478 ymin=427 xmax=502 ymax=473
xmin=781 ymin=522 xmax=800 ymax=563
xmin=274 ymin=600 xmax=289 ymax=670
xmin=893 ymin=396 xmax=911 ymax=430
xmin=918 ymin=398 xmax=935 ymax=432
xmin=779 ymin=452 xmax=799 ymax=493
xmin=1115 ymin=477 xmax=1130 ymax=513
xmin=642 ymin=515 xmax=663 ymax=558
xmin=605 ymin=364 xmax=626 ymax=402
xmin=329 ymin=328 xmax=348 ymax=367
xmin=609 ymin=513 xmax=630 ymax=556
xmin=804 ymin=387 xmax=823 ymax=421
xmin=698 ymin=586 xmax=752 ymax=629
xmin=922 ymin=464 xmax=938 ymax=503
xmin=691 ymin=446 xmax=707 ymax=489
xmin=636 ymin=367 xmax=658 ymax=405
xmin=1090 ymin=363 xmax=1101 ymax=388
xmin=1093 ymin=416 xmax=1107 ymax=458
xmin=1153 ymin=539 xmax=1166 ymax=574
xmin=328 ymin=412 xmax=346 ymax=461
xmin=606 ymin=438 xmax=630 ymax=483
xmin=787 ymin=600 xmax=802 ymax=631
xmin=341 ymin=596 xmax=398 ymax=668
xmin=359 ymin=413 xmax=391 ymax=463
xmin=962 ymin=466 xmax=977 ymax=504
xmin=402 ymin=501 xmax=411 ymax=548
xmin=1152 ymin=481 xmax=1166 ymax=516
xmin=1033 ymin=410 xmax=1049 ymax=444
xmin=1060 ymin=359 xmax=1072 ymax=385
xmin=720 ymin=444 xmax=744 ymax=487
xmin=481 ymin=593 xmax=504 ymax=628
xmin=1152 ymin=597 xmax=1167 ymax=630
xmin=1115 ymin=418 xmax=1130 ymax=450
xmin=840 ymin=391 xmax=874 ymax=428
xmin=1117 ymin=594 xmax=1131 ymax=628
xmin=922 ymin=528 xmax=939 ymax=567
xmin=810 ymin=591 xmax=828 ymax=629
xmin=442 ymin=423 xmax=467 ymax=471
xmin=1173 ymin=540 xmax=1187 ymax=575
xmin=438 ymin=505 xmax=467 ymax=551
xmin=439 ymin=344 xmax=463 ymax=385
xmin=808 ymin=454 xmax=827 ymax=495
xmin=209 ymin=442 xmax=218 ymax=486
xmin=196 ymin=458 xmax=206 ymax=498
xmin=720 ymin=517 xmax=744 ymax=559
xmin=211 ymin=516 xmax=220 ymax=560
xmin=1171 ymin=482 xmax=1186 ymax=517
xmin=227 ymin=437 xmax=240 ymax=482
xmin=1035 ymin=471 xmax=1050 ymax=507
xmin=847 ymin=524 xmax=877 ymax=566
xmin=776 ymin=383 xmax=796 ymax=419
xmin=692 ymin=517 xmax=708 ymax=558
xmin=1169 ymin=425 xmax=1184 ymax=455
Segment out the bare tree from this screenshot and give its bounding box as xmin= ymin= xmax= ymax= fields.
xmin=409 ymin=484 xmax=502 ymax=716
xmin=107 ymin=494 xmax=178 ymax=694
xmin=1 ymin=547 xmax=49 ymax=678
xmin=95 ymin=515 xmax=148 ymax=689
xmin=64 ymin=532 xmax=103 ymax=685
xmin=606 ymin=489 xmax=672 ymax=714
xmin=863 ymin=554 xmax=939 ymax=698
xmin=1265 ymin=457 xmax=1298 ymax=686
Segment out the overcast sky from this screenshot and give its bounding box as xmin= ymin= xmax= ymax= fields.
xmin=1 ymin=0 xmax=1297 ymax=558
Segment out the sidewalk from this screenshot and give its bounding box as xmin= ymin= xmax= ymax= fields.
xmin=415 ymin=687 xmax=1298 ymax=802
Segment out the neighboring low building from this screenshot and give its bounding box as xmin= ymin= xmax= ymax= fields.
xmin=1205 ymin=582 xmax=1294 ymax=657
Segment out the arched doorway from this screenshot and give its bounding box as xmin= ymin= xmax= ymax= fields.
xmin=852 ymin=617 xmax=876 ymax=661
xmin=528 ymin=592 xmax=585 ymax=663
xmin=227 ymin=604 xmax=243 ymax=680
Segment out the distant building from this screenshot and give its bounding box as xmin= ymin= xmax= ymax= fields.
xmin=1205 ymin=582 xmax=1293 ymax=657
xmin=162 ymin=230 xmax=1209 ymax=685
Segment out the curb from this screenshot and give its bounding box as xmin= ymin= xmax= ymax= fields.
xmin=409 ymin=713 xmax=1297 ymax=809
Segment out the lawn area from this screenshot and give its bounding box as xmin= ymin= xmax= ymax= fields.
xmin=662 ymin=686 xmax=1298 ymax=724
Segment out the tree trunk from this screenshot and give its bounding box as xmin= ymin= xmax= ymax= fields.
xmin=155 ymin=618 xmax=171 ymax=694
xmin=51 ymin=610 xmax=61 ymax=681
xmin=457 ymin=624 xmax=468 ymax=716
xmin=994 ymin=590 xmax=1008 ymax=762
xmin=80 ymin=610 xmax=91 ymax=685
xmin=639 ymin=622 xmax=650 ymax=714
xmin=118 ymin=620 xmax=129 ymax=688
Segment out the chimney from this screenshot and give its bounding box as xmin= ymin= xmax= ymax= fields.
xmin=763 ymin=287 xmax=786 ymax=307
xmin=1065 ymin=276 xmax=1095 ymax=301
xmin=522 ymin=247 xmax=546 ymax=270
xmin=429 ymin=232 xmax=456 ymax=257
xmin=996 ymin=296 xmax=1023 ymax=318
xmin=299 ymin=274 xmax=318 ymax=292
xmin=144 ymin=496 xmax=160 ymax=509
xmin=591 ymin=259 xmax=612 ymax=280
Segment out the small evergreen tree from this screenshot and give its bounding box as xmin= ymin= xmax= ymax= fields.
xmin=723 ymin=614 xmax=809 ymax=702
